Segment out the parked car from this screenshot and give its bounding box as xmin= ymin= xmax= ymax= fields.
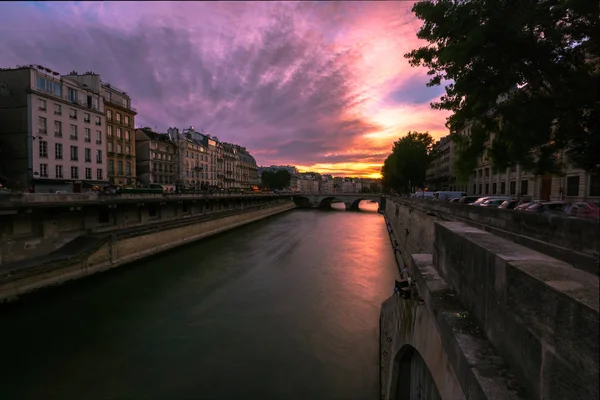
xmin=458 ymin=195 xmax=481 ymax=204
xmin=569 ymin=202 xmax=600 ymax=218
xmin=499 ymin=199 xmax=534 ymax=210
xmin=433 ymin=191 xmax=468 ymax=201
xmin=480 ymin=198 xmax=509 ymax=208
xmin=470 ymin=196 xmax=512 ymax=206
xmin=449 ymin=197 xmax=461 ymax=203
xmin=514 ymin=200 xmax=540 ymax=211
xmin=525 ymin=201 xmax=569 ymax=214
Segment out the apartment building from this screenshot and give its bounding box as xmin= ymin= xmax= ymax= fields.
xmin=234 ymin=144 xmax=259 ymax=190
xmin=102 ymin=82 xmax=137 ymax=186
xmin=171 ymin=129 xmax=210 ymax=189
xmin=320 ymin=174 xmax=334 ymax=193
xmin=0 ymin=65 xmax=107 ymax=192
xmin=134 ymin=128 xmax=177 ymax=188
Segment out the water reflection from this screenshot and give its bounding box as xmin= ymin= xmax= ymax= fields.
xmin=0 ymin=207 xmax=397 ymax=400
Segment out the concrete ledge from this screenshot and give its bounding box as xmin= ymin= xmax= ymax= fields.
xmin=411 ymin=254 xmax=526 ymax=400
xmin=0 ymin=202 xmax=295 ymax=303
xmin=387 ymin=197 xmax=599 ymax=275
xmin=433 ymin=221 xmax=600 ymax=399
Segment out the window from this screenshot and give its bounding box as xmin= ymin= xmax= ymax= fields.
xmin=109 ymin=160 xmax=115 ymax=174
xmin=55 ymin=165 xmax=63 ymax=178
xmin=520 ymin=180 xmax=529 ymax=196
xmin=117 ymin=144 xmax=122 ymax=154
xmin=96 ymin=130 xmax=102 ymax=144
xmin=70 ymin=146 xmax=78 ymax=161
xmin=68 ymin=88 xmax=77 ymax=103
xmin=84 ymin=113 xmax=91 ymax=123
xmin=122 ymin=98 xmax=128 ymax=108
xmin=108 ymin=142 xmax=114 ymax=152
xmin=85 ymin=148 xmax=91 ymax=162
xmin=492 ymin=182 xmax=497 ymax=195
xmin=105 ymin=92 xmax=111 ymax=102
xmin=54 ymin=103 xmax=62 ymax=115
xmin=39 ymin=164 xmax=48 ymax=177
xmin=478 ymin=184 xmax=482 ymax=194
xmin=36 ymin=76 xmax=62 ymax=97
xmin=485 ymin=183 xmax=489 ymax=195
xmin=125 ymin=145 xmax=131 ymax=155
xmin=95 ymin=116 xmax=101 ymax=126
xmin=85 ymin=167 xmax=92 ymax=180
xmin=485 ymin=168 xmax=490 ymax=177
xmin=69 ymin=108 xmax=77 ymax=119
xmin=107 ymin=125 xmax=113 ymax=137
xmin=54 ymin=121 xmax=62 ymax=137
xmin=590 ymin=175 xmax=599 ymax=197
xmin=70 ymin=124 xmax=78 ymax=140
xmin=55 ymin=143 xmax=63 ymax=159
xmin=70 ymin=166 xmax=79 ymax=179
xmin=124 ymin=116 xmax=130 ymax=126
xmin=116 ymin=127 xmax=122 ymax=139
xmin=38 ymin=98 xmax=47 ymax=110
xmin=500 ymin=182 xmax=506 ymax=195
xmin=566 ymin=176 xmax=580 ymax=197
xmin=117 ymin=161 xmax=123 ymax=175
xmin=39 ymin=140 xmax=48 ymax=158
xmin=38 ymin=117 xmax=47 ymax=134
xmin=509 ymin=181 xmax=516 ymax=195
xmin=124 ymin=130 xmax=130 ymax=140
xmin=97 ymin=169 xmax=103 ymax=180
xmin=84 ymin=128 xmax=91 ymax=142
xmin=126 ymin=162 xmax=131 ymax=176
xmin=107 ymin=109 xmax=112 ymax=120
xmin=116 ymin=113 xmax=121 ymax=123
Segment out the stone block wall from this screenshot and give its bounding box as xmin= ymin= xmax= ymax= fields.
xmin=433 ymin=221 xmax=599 ymax=400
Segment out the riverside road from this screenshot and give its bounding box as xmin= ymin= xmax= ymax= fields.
xmin=0 ymin=202 xmax=399 ymax=400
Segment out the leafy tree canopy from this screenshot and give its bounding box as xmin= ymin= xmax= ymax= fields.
xmin=405 ymin=0 xmax=600 ymax=177
xmin=381 ymin=131 xmax=436 ymax=193
xmin=261 ymin=170 xmax=291 ymax=190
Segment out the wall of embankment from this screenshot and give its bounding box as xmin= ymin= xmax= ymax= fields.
xmin=0 ymin=202 xmax=296 ymax=303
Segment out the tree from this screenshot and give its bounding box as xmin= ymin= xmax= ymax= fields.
xmin=381 ymin=131 xmax=436 ymax=193
xmin=405 ymin=0 xmax=600 ymax=177
xmin=261 ymin=170 xmax=291 ymax=190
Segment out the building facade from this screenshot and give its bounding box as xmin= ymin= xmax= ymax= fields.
xmin=102 ymin=82 xmax=137 ymax=186
xmin=134 ymin=128 xmax=177 ymax=188
xmin=234 ymin=144 xmax=259 ymax=190
xmin=0 ymin=65 xmax=107 ymax=192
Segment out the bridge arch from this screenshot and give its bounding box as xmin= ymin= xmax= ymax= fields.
xmin=350 ymin=197 xmax=380 ymax=211
xmin=389 ymin=345 xmax=441 ymax=400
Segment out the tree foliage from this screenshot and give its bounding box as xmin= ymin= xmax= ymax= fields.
xmin=381 ymin=131 xmax=436 ymax=193
xmin=405 ymin=0 xmax=600 ymax=176
xmin=261 ymin=170 xmax=291 ymax=190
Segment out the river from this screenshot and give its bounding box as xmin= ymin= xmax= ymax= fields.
xmin=0 ymin=202 xmax=399 ymax=400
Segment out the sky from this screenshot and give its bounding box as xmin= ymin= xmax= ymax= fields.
xmin=0 ymin=1 xmax=450 ymax=178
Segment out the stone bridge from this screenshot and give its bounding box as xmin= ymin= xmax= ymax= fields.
xmin=380 ymin=196 xmax=599 ymax=399
xmin=292 ymin=193 xmax=382 ymax=210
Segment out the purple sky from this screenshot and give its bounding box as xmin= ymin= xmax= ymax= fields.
xmin=0 ymin=1 xmax=449 ymax=177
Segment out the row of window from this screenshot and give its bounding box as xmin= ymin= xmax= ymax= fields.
xmin=107 ymin=142 xmax=132 ymax=155
xmin=38 ymin=117 xmax=102 ymax=143
xmin=471 ymin=175 xmax=599 ymax=197
xmin=108 ymin=160 xmax=133 ymax=176
xmin=106 ymin=126 xmax=131 ymax=140
xmin=38 ymin=141 xmax=103 ymax=163
xmin=38 ymin=164 xmax=102 ymax=180
xmin=104 ymin=92 xmax=130 ymax=109
xmin=106 ymin=110 xmax=131 ymax=126
xmin=38 ymin=99 xmax=101 ymax=125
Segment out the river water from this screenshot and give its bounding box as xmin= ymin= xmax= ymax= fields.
xmin=0 ymin=202 xmax=399 ymax=400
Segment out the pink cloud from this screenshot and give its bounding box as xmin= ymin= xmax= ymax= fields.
xmin=0 ymin=1 xmax=448 ymax=176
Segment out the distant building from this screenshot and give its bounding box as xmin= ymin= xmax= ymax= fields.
xmin=134 ymin=128 xmax=177 ymax=188
xmin=0 ymin=64 xmax=107 ymax=192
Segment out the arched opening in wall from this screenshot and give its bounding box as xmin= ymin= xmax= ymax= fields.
xmin=390 ymin=345 xmax=441 ymax=400
xmin=354 ymin=199 xmax=379 ymax=212
xmin=318 ymin=197 xmax=342 ymax=210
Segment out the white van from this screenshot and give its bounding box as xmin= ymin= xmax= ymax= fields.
xmin=434 ymin=191 xmax=468 ymax=201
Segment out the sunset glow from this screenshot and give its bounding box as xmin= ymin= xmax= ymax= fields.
xmin=0 ymin=1 xmax=450 ymax=177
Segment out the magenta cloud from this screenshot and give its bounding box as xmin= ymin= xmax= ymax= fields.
xmin=0 ymin=2 xmax=449 ymax=175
